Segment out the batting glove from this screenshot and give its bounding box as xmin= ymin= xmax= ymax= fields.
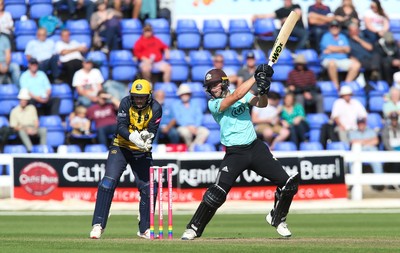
xmin=129 ymin=130 xmax=147 ymax=150
xmin=255 ymin=64 xmax=274 ymax=78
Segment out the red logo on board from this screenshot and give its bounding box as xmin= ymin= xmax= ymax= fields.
xmin=19 ymin=162 xmax=59 ymax=196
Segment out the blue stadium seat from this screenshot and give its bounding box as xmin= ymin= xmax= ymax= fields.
xmin=11 ymin=51 xmax=28 ymax=70
xmin=121 ymin=19 xmax=142 ymax=49
xmin=51 ymin=83 xmax=72 ymax=99
xmin=368 ymin=95 xmax=384 ymax=113
xmin=191 ymin=65 xmax=213 ymax=82
xmin=202 ymin=113 xmax=219 ymax=129
xmin=5 ymin=0 xmax=27 ymax=20
xmin=272 ymin=65 xmax=293 ymax=82
xmin=323 ymin=96 xmax=338 ymax=113
xmin=306 ymin=113 xmax=329 ymax=129
xmin=203 ymin=19 xmax=225 ymax=33
xmin=228 ymin=18 xmax=254 ymax=49
xmin=189 ymin=50 xmax=213 ymax=66
xmin=241 ymin=49 xmax=267 ymax=65
xmin=175 ymin=19 xmax=201 ymax=50
xmin=267 ymin=48 xmax=294 ymax=65
xmin=274 ymin=141 xmax=297 ymax=151
xmin=367 ymin=113 xmax=383 ymax=131
xmin=389 ymin=19 xmax=400 ymax=33
xmin=353 ymin=95 xmax=367 ymax=108
xmin=205 ymin=129 xmax=221 ymax=146
xmin=317 ymin=81 xmax=338 ymax=96
xmin=84 ymin=144 xmax=108 ymax=153
xmin=15 ymin=35 xmax=36 ymax=51
xmin=183 ymin=82 xmax=206 ymax=98
xmin=154 ymin=82 xmax=178 ymax=98
xmin=29 ymin=0 xmax=54 ymax=19
xmin=168 ymin=49 xmax=189 ymax=82
xmin=3 ymin=144 xmax=27 ymax=153
xmin=192 ymin=97 xmax=208 ymax=113
xmin=295 ymin=49 xmax=322 ymax=75
xmin=109 ymin=50 xmax=138 ymax=81
xmin=253 ymin=18 xmax=275 ymax=41
xmin=193 ymin=143 xmax=216 ymax=152
xmin=0 ymin=116 xmax=17 ymax=141
xmin=66 ymin=19 xmax=92 ymax=48
xmin=57 ymin=144 xmax=82 ymax=153
xmin=269 ymin=81 xmax=286 ymax=97
xmin=0 ymin=83 xmax=19 ymax=116
xmin=39 ymin=115 xmax=65 ymax=147
xmin=145 ymin=18 xmax=171 ymax=46
xmin=229 ymin=19 xmax=251 ymax=33
xmin=86 ymin=51 xmax=109 ymax=80
xmin=31 ymin=144 xmax=55 ymax=153
xmin=327 ymin=141 xmax=350 ymax=151
xmin=369 ymin=80 xmax=389 ymax=96
xmin=299 ymin=142 xmax=323 ymax=151
xmin=340 ymin=81 xmax=365 ymax=96
xmin=308 ymin=129 xmax=321 ymax=142
xmin=0 ymin=99 xmax=18 ymax=116
xmin=14 ymin=20 xmax=37 ymax=51
xmin=176 ymin=19 xmax=200 ymax=33
xmin=202 ymin=19 xmax=227 ymax=50
xmin=215 ymin=49 xmax=241 ymax=68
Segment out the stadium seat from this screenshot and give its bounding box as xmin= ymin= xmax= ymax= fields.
xmin=183 ymin=82 xmax=206 ymax=98
xmin=202 ymin=113 xmax=219 ymax=129
xmin=57 ymin=144 xmax=82 ymax=153
xmin=340 ymin=81 xmax=365 ymax=96
xmin=274 ymin=141 xmax=297 ymax=151
xmin=29 ymin=0 xmax=54 ymax=19
xmin=15 ymin=35 xmax=36 ymax=51
xmin=145 ymin=18 xmax=171 ymax=46
xmin=215 ymin=49 xmax=241 ymax=70
xmin=272 ymin=65 xmax=293 ymax=82
xmin=51 ymin=83 xmax=73 ymax=99
xmin=294 ymin=48 xmax=322 ymax=74
xmin=153 ymin=82 xmax=178 ymax=98
xmin=109 ymin=50 xmax=138 ymax=82
xmin=11 ymin=51 xmax=28 ymax=70
xmin=267 ymin=48 xmax=294 ymax=65
xmin=0 ymin=84 xmax=19 ymax=116
xmin=317 ymin=81 xmax=338 ymax=96
xmin=253 ymin=18 xmax=275 ymax=41
xmin=308 ymin=129 xmax=321 ymax=142
xmin=229 ymin=19 xmax=251 ymax=33
xmin=241 ymin=49 xmax=267 ymax=65
xmin=193 ymin=143 xmax=217 ymax=152
xmin=205 ymin=129 xmax=221 ymax=146
xmin=299 ymin=142 xmax=323 ymax=151
xmin=228 ymin=18 xmax=254 ymax=49
xmin=326 ymin=141 xmax=350 ymax=151
xmin=168 ymin=49 xmax=189 ymax=82
xmin=66 ymin=19 xmax=92 ymax=48
xmin=389 ymin=18 xmax=400 ymax=33
xmin=269 ymin=81 xmax=286 ymax=97
xmin=368 ymin=95 xmax=384 ymax=113
xmin=14 ymin=19 xmax=37 ymax=51
xmin=323 ymin=96 xmax=338 ymax=114
xmin=31 ymin=144 xmax=55 ymax=153
xmin=121 ymin=18 xmax=142 ymax=49
xmin=175 ymin=19 xmax=201 ymax=50
xmin=192 ymin=97 xmax=208 ymax=113
xmin=84 ymin=144 xmax=108 ymax=153
xmin=0 ymin=116 xmax=17 ymax=141
xmin=369 ymin=80 xmax=390 ymax=96
xmin=353 ymin=95 xmax=367 ymax=108
xmin=3 ymin=144 xmax=27 ymax=153
xmin=189 ymin=50 xmax=213 ymax=82
xmin=39 ymin=115 xmax=65 ymax=147
xmin=5 ymin=0 xmax=27 ymax=20
xmin=367 ymin=113 xmax=383 ymax=131
xmin=306 ymin=113 xmax=329 ymax=129
xmin=86 ymin=51 xmax=109 ymax=80
xmin=191 ymin=65 xmax=213 ymax=82
xmin=202 ymin=19 xmax=227 ymax=50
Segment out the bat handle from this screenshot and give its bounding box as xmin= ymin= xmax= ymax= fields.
xmin=268 ymin=61 xmax=274 ymax=67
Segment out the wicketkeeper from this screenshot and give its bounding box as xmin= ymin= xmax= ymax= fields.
xmin=181 ymin=65 xmax=299 ymax=240
xmin=90 ymin=79 xmax=162 ymax=239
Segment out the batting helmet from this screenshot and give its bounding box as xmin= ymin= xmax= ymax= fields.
xmin=204 ymin=69 xmax=229 ymax=98
xmin=130 ymin=79 xmax=153 ymax=109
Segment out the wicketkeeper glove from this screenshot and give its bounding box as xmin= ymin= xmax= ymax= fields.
xmin=140 ymin=130 xmax=155 ymax=142
xmin=129 ymin=130 xmax=148 ymax=150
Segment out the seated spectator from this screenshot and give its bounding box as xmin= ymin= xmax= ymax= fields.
xmin=20 ymin=58 xmax=60 ymax=115
xmin=69 ymin=105 xmax=91 ymax=136
xmin=0 ymin=1 xmax=14 ymax=48
xmin=87 ymin=90 xmax=119 ymax=146
xmin=252 ymin=0 xmax=308 ymax=50
xmin=251 ymin=91 xmax=290 ymax=150
xmin=371 ymin=32 xmax=400 ymax=85
xmin=9 ymin=88 xmax=47 ymax=153
xmin=362 ymin=0 xmax=390 ymax=43
xmin=307 ymin=0 xmax=335 ymax=52
xmin=347 ymin=22 xmax=378 ymax=81
xmin=281 ymin=92 xmax=309 ymax=148
xmin=55 ymin=29 xmax=88 ymax=87
xmin=24 ymin=28 xmax=61 ymax=83
xmin=382 ymin=112 xmax=400 ymax=151
xmin=90 ymin=0 xmax=122 ymax=52
xmin=0 ymin=33 xmax=20 ymax=86
xmin=330 ymin=86 xmax=367 ymax=144
xmin=133 ymin=24 xmax=171 ymax=83
xmin=287 ymin=54 xmax=323 ymax=113
xmin=172 ymin=84 xmax=209 ymax=151
xmin=334 ymin=0 xmax=360 ymax=34
xmin=54 ymin=0 xmax=95 ymax=22
xmin=153 ymin=89 xmax=180 ymax=144
xmin=382 ymin=87 xmax=400 ymax=119
xmin=348 ymin=117 xmax=384 ymax=190
xmin=320 ymin=20 xmax=361 ymax=89
xmin=72 ymin=58 xmax=104 ymax=107
xmin=212 ymin=54 xmax=237 ymax=85
xmin=237 ymin=51 xmax=257 ymax=94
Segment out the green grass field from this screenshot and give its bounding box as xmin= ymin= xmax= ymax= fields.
xmin=0 ymin=212 xmax=399 ymax=253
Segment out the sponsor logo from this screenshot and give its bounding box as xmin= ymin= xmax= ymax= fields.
xmin=111 ymin=149 xmax=117 ymax=154
xmin=205 ymin=73 xmax=212 ymax=81
xmin=136 ymin=84 xmax=143 ymax=90
xmin=118 ymin=110 xmax=127 ymax=117
xmin=19 ymin=162 xmax=59 ymax=196
xmin=231 ymin=104 xmax=246 ymax=117
xmin=271 ymin=42 xmax=283 ymax=63
xmin=221 ymin=166 xmax=229 ymax=172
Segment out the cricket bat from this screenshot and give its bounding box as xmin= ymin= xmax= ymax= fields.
xmin=268 ymin=11 xmax=300 ymax=66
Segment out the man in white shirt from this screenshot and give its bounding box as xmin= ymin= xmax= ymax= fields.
xmin=55 ymin=29 xmax=88 ymax=86
xmin=330 ymin=86 xmax=367 ymax=144
xmin=72 ymin=58 xmax=104 ymax=107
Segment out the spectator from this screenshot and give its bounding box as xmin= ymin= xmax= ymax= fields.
xmin=307 ymin=0 xmax=335 ymax=52
xmin=153 ymin=89 xmax=180 ymax=144
xmin=362 ymin=0 xmax=390 ymax=43
xmin=371 ymin=32 xmax=400 ymax=85
xmin=24 ymin=28 xmax=61 ymax=83
xmin=87 ymin=90 xmax=120 ymax=146
xmin=55 ymin=29 xmax=88 ymax=87
xmin=90 ymin=0 xmax=123 ymax=52
xmin=382 ymin=112 xmax=400 ymax=151
xmin=330 ymin=86 xmax=367 ymax=144
xmin=20 ymin=58 xmax=60 ymax=115
xmin=0 ymin=1 xmax=14 ymax=47
xmin=54 ymin=0 xmax=95 ymax=22
xmin=251 ymin=91 xmax=290 ymax=150
xmin=347 ymin=22 xmax=378 ymax=81
xmin=116 ymin=0 xmax=142 ymax=19
xmin=172 ymin=84 xmax=209 ymax=151
xmin=348 ymin=117 xmax=384 ymax=191
xmin=320 ymin=20 xmax=361 ymax=90
xmin=280 ymin=92 xmax=309 ymax=148
xmin=237 ymin=51 xmax=257 ymax=94
xmin=72 ymin=58 xmax=104 ymax=107
xmin=334 ymin=0 xmax=360 ymax=33
xmin=287 ymin=54 xmax=323 ymax=113
xmin=133 ymin=24 xmax=171 ymax=83
xmin=0 ymin=34 xmax=20 ymax=86
xmin=212 ymin=54 xmax=237 ymax=84
xmin=394 ymin=72 xmax=400 ymax=90
xmin=9 ymin=88 xmax=47 ymax=153
xmin=69 ymin=105 xmax=91 ymax=136
xmin=252 ymin=0 xmax=308 ymax=50
xmin=382 ymin=86 xmax=400 ymax=119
